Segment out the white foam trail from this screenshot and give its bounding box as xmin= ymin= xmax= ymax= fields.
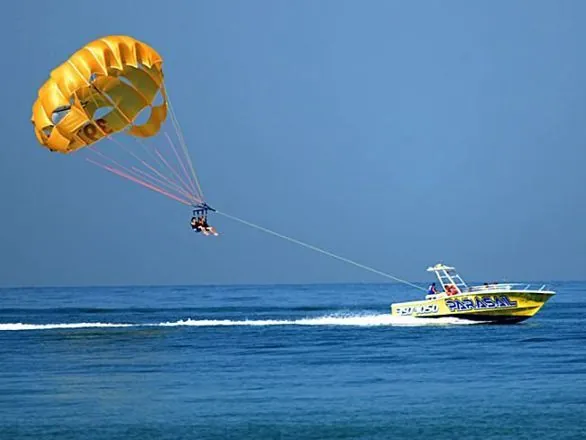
xmin=0 ymin=322 xmax=134 ymax=331
xmin=0 ymin=314 xmax=480 ymax=331
xmin=296 ymin=314 xmax=478 ymax=326
xmin=157 ymin=315 xmax=478 ymax=327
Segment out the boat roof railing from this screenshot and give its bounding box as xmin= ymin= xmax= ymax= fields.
xmin=427 ymin=264 xmax=552 ymax=294
xmin=469 ymin=282 xmax=550 ymax=292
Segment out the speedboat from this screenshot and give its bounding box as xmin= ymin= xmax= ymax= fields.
xmin=390 ymin=264 xmax=555 ymax=324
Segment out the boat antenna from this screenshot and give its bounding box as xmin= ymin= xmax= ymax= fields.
xmin=215 ymin=210 xmax=427 ymax=292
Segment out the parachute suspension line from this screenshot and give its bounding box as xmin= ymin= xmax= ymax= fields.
xmin=131 ymin=135 xmax=197 ymax=199
xmin=100 ymin=133 xmax=198 ymax=205
xmin=66 ymin=60 xmax=199 ymax=204
xmin=86 ymin=158 xmax=193 ymax=206
xmin=164 ymin=132 xmax=200 ymax=199
xmin=99 ymin=136 xmax=195 ymax=201
xmin=72 ymin=123 xmax=195 ymax=204
xmin=126 ymin=137 xmax=197 ymax=202
xmin=85 ymin=131 xmax=197 ymax=204
xmin=85 ymin=148 xmax=196 ymax=203
xmin=163 ymin=85 xmax=205 ymax=200
xmin=126 ymin=151 xmax=197 ymax=202
xmin=215 ymin=211 xmax=427 ymax=291
xmin=152 ymin=146 xmax=197 ymax=203
xmin=129 ymin=129 xmax=198 ymax=202
xmin=164 ymin=88 xmax=200 ymax=193
xmin=70 ymin=131 xmax=183 ymax=202
xmin=118 ymin=68 xmax=198 ymax=198
xmin=86 ymin=153 xmax=196 ymax=206
xmin=130 ymin=166 xmax=196 ymax=202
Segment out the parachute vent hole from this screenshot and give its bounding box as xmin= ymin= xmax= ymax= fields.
xmin=152 ymin=89 xmax=165 ymax=107
xmin=94 ymin=106 xmax=113 ymax=120
xmin=51 ymin=107 xmax=70 ymax=125
xmin=119 ymin=76 xmax=134 ymax=88
xmin=133 ymin=106 xmax=152 ymax=126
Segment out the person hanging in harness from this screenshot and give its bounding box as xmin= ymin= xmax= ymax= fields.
xmin=190 ymin=204 xmax=218 ymax=236
xmin=190 ymin=215 xmax=205 ymax=233
xmin=200 ymin=212 xmax=218 ymax=236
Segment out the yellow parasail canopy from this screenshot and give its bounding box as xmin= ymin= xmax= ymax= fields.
xmin=31 ymin=35 xmax=167 ymax=153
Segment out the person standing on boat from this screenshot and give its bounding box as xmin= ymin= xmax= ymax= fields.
xmin=427 ymin=282 xmax=438 ymax=295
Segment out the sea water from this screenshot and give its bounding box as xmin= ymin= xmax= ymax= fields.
xmin=0 ymin=282 xmax=584 ymax=439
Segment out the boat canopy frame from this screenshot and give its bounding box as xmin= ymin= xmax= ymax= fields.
xmin=427 ymin=264 xmax=469 ymax=294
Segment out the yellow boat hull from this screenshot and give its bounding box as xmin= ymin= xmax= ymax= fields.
xmin=391 ymin=290 xmax=555 ymax=324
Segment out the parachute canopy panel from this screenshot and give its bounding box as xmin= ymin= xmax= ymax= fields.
xmin=31 ymin=35 xmax=167 ymax=154
xmin=32 ymin=35 xmax=208 ymax=212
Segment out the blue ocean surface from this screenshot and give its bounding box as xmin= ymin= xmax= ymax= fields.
xmin=0 ymin=282 xmax=585 ymax=439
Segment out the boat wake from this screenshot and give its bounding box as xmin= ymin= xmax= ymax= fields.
xmin=0 ymin=313 xmax=481 ymax=331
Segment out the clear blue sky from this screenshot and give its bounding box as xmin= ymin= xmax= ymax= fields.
xmin=1 ymin=0 xmax=585 ymax=287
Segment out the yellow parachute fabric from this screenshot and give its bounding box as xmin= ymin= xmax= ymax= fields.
xmin=31 ymin=35 xmax=167 ymax=153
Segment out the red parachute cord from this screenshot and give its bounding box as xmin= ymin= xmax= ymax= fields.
xmin=131 ymin=166 xmax=201 ymax=204
xmin=86 ymin=147 xmax=196 ymax=203
xmin=107 ymin=135 xmax=195 ymax=199
xmin=87 ymin=158 xmax=193 ymax=206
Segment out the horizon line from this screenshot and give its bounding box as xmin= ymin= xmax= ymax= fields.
xmin=0 ymin=279 xmax=579 ymax=291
